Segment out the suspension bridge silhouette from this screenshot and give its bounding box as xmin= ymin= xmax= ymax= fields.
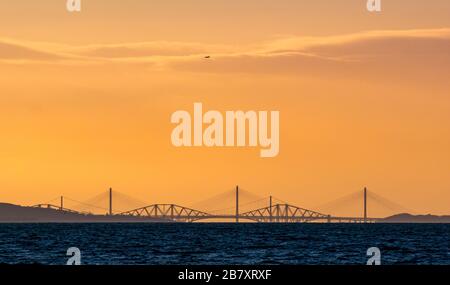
xmin=32 ymin=186 xmax=411 ymax=223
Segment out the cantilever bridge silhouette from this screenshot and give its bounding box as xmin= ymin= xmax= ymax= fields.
xmin=32 ymin=186 xmax=408 ymax=223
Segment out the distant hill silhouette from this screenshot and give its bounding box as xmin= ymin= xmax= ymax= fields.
xmin=0 ymin=203 xmax=168 ymax=223
xmin=382 ymin=213 xmax=450 ymax=223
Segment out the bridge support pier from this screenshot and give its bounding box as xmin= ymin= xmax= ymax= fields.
xmin=235 ymin=185 xmax=239 ymax=223
xmin=269 ymin=196 xmax=272 ymax=222
xmin=364 ymin=187 xmax=367 ymax=223
xmin=109 ymin=187 xmax=113 ymax=216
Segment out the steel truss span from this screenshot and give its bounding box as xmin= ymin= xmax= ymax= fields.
xmin=120 ymin=204 xmax=211 ymax=222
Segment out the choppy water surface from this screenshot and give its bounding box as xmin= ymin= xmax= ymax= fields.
xmin=0 ymin=223 xmax=448 ymax=265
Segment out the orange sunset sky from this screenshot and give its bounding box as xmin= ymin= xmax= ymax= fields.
xmin=0 ymin=0 xmax=449 ymax=217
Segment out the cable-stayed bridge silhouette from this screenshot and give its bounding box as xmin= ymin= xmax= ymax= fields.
xmin=33 ymin=186 xmax=409 ymax=223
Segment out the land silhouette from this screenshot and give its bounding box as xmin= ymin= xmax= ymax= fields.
xmin=0 ymin=203 xmax=168 ymax=223
xmin=1 ymin=202 xmax=449 ymax=223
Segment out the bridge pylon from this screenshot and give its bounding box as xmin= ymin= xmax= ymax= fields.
xmin=235 ymin=185 xmax=239 ymax=223
xmin=364 ymin=187 xmax=367 ymax=223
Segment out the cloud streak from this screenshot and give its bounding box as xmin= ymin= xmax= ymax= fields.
xmin=1 ymin=28 xmax=449 ymax=75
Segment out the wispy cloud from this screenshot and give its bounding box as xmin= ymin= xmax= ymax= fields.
xmin=0 ymin=39 xmax=65 ymax=61
xmin=1 ymin=28 xmax=449 ymax=74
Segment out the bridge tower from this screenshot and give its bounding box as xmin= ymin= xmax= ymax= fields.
xmin=235 ymin=185 xmax=239 ymax=223
xmin=269 ymin=196 xmax=272 ymax=222
xmin=364 ymin=187 xmax=367 ymax=223
xmin=60 ymin=196 xmax=63 ymax=211
xmin=109 ymin=187 xmax=113 ymax=216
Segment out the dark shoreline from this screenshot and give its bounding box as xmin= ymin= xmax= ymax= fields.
xmin=1 ymin=202 xmax=450 ymax=223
